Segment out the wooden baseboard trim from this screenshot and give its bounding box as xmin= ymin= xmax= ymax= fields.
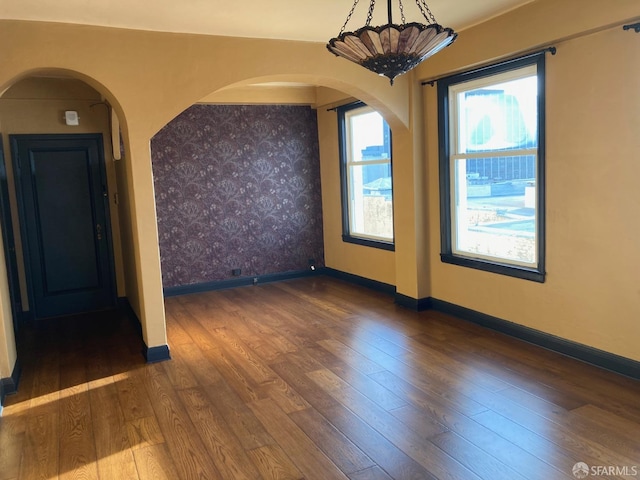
xmin=144 ymin=344 xmax=171 ymax=363
xmin=429 ymin=297 xmax=640 ymax=380
xmin=163 ymin=269 xmax=322 ymax=298
xmin=394 ymin=293 xmax=432 ymax=311
xmin=119 ymin=297 xmax=169 ymax=364
xmin=1 ymin=359 xmax=22 ymax=410
xmin=322 ymin=268 xmax=396 ymax=296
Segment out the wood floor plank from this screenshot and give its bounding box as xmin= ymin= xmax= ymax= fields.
xmin=430 ymin=431 xmax=528 ymax=480
xmin=246 ymin=444 xmax=304 ymax=480
xmin=326 ymin=320 xmax=412 ymax=358
xmin=348 ymin=466 xmax=394 ymax=480
xmin=288 ymin=407 xmax=375 ymax=475
xmin=125 ymin=415 xmax=165 ymax=450
xmin=395 ymin=335 xmax=512 ymax=393
xmin=248 ymin=398 xmax=350 ymax=480
xmin=301 ymin=344 xmax=406 ymax=413
xmin=316 ymin=339 xmax=386 ymax=375
xmin=208 ymin=326 xmax=279 ymax=386
xmin=164 ymin=310 xmax=194 ymax=347
xmin=369 ymin=369 xmax=489 ymax=421
xmin=133 ymin=444 xmax=180 ymax=480
xmin=429 ymin=344 xmax=588 ymax=411
xmin=261 ymin=375 xmax=311 ymax=414
xmin=88 ymin=377 xmax=139 ymax=480
xmin=112 ymin=364 xmax=156 ymax=422
xmin=321 ymin=400 xmax=455 ymax=480
xmin=19 ymin=407 xmax=60 ymax=480
xmin=569 ymin=404 xmax=640 ymax=453
xmin=469 ymin=335 xmax=640 ymax=420
xmin=178 ymin=386 xmax=263 ymax=480
xmin=169 ymin=303 xmax=221 ymax=350
xmin=170 ymin=342 xmax=225 ymax=387
xmin=198 ymin=341 xmax=267 ymax=404
xmin=268 ymin=358 xmax=341 ymax=412
xmin=0 ymin=416 xmax=25 ymax=480
xmin=471 ymin=409 xmax=608 ymax=477
xmin=306 ymin=368 xmax=473 ymax=480
xmin=468 ymin=387 xmax=640 ymax=469
xmin=221 ymin=309 xmax=296 ymax=364
xmin=331 ymin=364 xmax=406 ymax=411
xmin=158 ymin=350 xmax=200 ymax=391
xmin=200 ymin=379 xmax=274 ymax=451
xmin=58 ymin=375 xmax=99 ymax=479
xmin=491 ymin=385 xmax=568 ymax=419
xmin=553 ymin=406 xmax=640 ymax=462
xmin=141 ymin=363 xmax=224 ymax=479
xmin=387 ymin=404 xmax=450 ymax=440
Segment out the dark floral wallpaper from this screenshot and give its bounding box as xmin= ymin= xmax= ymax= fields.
xmin=151 ymin=104 xmax=324 ymax=289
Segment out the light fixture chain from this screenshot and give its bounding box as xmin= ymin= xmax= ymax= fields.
xmin=415 ymin=0 xmax=438 ymax=24
xmin=365 ymin=0 xmax=376 ymax=26
xmin=339 ymin=0 xmax=361 ymax=35
xmin=399 ymin=0 xmax=406 ymax=24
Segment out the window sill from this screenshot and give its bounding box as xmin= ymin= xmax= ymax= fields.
xmin=440 ymin=253 xmax=545 ymax=282
xmin=343 ymin=235 xmax=395 ymax=251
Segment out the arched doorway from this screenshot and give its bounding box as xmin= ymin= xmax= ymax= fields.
xmin=0 ymin=75 xmax=126 ymax=324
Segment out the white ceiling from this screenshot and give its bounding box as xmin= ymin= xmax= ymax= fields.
xmin=0 ymin=0 xmax=534 ymax=42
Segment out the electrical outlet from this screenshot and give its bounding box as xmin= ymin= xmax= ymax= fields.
xmin=253 ymin=277 xmax=258 ymax=285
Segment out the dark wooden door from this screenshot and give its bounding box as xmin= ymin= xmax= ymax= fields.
xmin=0 ymin=137 xmax=22 ymax=332
xmin=11 ymin=134 xmax=116 ymax=319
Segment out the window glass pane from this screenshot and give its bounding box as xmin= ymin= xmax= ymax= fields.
xmin=347 ymin=110 xmax=391 ymax=163
xmin=452 ymin=155 xmax=537 ymax=265
xmin=348 ymin=163 xmax=393 ymax=240
xmin=457 ymin=74 xmax=538 ymax=154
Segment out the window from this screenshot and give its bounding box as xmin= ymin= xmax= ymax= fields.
xmin=338 ymin=102 xmax=394 ymax=250
xmin=438 ymin=54 xmax=546 ymax=281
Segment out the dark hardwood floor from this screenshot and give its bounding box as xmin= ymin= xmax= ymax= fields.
xmin=1 ymin=276 xmax=639 ymax=479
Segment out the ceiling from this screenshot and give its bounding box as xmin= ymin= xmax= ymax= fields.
xmin=0 ymin=0 xmax=534 ymax=43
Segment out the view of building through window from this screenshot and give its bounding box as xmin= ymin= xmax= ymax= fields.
xmin=343 ymin=105 xmax=393 ymax=243
xmin=450 ymin=68 xmax=538 ymax=266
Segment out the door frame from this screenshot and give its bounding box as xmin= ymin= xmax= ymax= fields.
xmin=0 ymin=136 xmax=22 ymax=333
xmin=10 ymin=133 xmax=117 ymax=320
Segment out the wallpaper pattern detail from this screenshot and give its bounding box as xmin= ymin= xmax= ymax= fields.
xmin=151 ymin=105 xmax=324 ymax=288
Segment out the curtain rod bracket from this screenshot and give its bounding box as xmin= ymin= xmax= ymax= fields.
xmin=623 ymin=23 xmax=640 ymax=33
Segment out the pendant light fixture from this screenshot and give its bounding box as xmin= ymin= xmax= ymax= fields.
xmin=327 ymin=0 xmax=457 ymax=85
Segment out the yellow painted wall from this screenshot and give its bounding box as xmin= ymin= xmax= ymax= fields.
xmin=419 ymin=1 xmax=640 ymax=361
xmin=200 ymin=85 xmax=318 ymax=105
xmin=0 ymin=222 xmax=17 ymax=382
